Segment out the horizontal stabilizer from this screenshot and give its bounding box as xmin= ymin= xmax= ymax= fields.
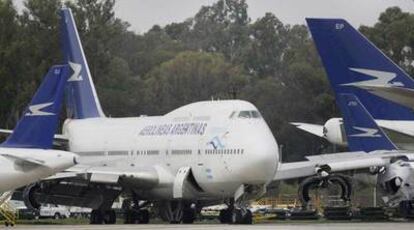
xmin=290 ymin=122 xmax=325 ymax=138
xmin=0 ymin=153 xmax=46 ymax=167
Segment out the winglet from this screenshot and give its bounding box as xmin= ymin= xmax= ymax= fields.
xmin=60 ymin=8 xmax=105 ymax=119
xmin=306 ymin=18 xmax=414 ymax=120
xmin=337 ymin=93 xmax=397 ymax=152
xmin=1 ymin=65 xmax=70 ymax=149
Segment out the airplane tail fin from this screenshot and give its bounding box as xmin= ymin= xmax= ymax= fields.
xmin=337 ymin=93 xmax=397 ymax=152
xmin=306 ymin=18 xmax=414 ymax=120
xmin=60 ymin=8 xmax=105 ymax=119
xmin=1 ymin=65 xmax=70 ymax=149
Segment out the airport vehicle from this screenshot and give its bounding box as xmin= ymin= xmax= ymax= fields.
xmin=36 ymin=204 xmax=71 ymax=219
xmin=292 ymin=18 xmax=414 ymax=149
xmin=0 ymin=65 xmax=78 ymax=193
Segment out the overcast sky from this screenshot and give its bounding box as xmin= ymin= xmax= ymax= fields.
xmin=14 ymin=0 xmax=414 ymax=33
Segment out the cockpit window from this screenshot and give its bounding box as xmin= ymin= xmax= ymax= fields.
xmin=238 ymin=111 xmax=251 ymax=118
xmin=251 ymin=111 xmax=262 ymax=118
xmin=229 ymin=111 xmax=236 ymax=118
xmin=238 ymin=111 xmax=261 ymax=119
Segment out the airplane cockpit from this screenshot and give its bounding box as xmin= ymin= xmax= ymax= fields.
xmin=230 ymin=110 xmax=262 ymax=119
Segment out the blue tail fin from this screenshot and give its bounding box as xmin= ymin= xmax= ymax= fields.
xmin=306 ymin=18 xmax=414 ymax=120
xmin=1 ymin=65 xmax=70 ymax=149
xmin=337 ymin=93 xmax=397 ymax=152
xmin=60 ymin=8 xmax=105 ymax=119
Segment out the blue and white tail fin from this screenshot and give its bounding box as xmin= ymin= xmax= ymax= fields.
xmin=337 ymin=93 xmax=397 ymax=152
xmin=306 ymin=18 xmax=414 ymax=120
xmin=1 ymin=65 xmax=70 ymax=149
xmin=60 ymin=8 xmax=105 ymax=119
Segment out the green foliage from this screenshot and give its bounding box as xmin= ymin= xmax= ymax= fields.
xmin=0 ymin=1 xmax=413 ymax=161
xmin=360 ymin=7 xmax=414 ymax=76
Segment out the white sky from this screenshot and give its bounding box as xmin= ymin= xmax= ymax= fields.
xmin=13 ymin=0 xmax=414 ymax=34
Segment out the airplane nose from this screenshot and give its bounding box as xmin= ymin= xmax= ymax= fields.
xmin=242 ymin=124 xmax=279 ymax=184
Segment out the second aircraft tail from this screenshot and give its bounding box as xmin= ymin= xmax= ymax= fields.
xmin=60 ymin=8 xmax=105 ymax=119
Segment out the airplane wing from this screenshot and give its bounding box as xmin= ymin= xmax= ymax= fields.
xmin=45 ymin=163 xmax=160 ymax=189
xmin=290 ymin=122 xmax=325 ymax=138
xmin=274 ymin=150 xmax=414 ymax=181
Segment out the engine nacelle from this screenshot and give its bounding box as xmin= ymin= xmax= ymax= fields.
xmin=324 ymin=118 xmax=348 ymax=146
xmin=22 ymin=183 xmax=41 ymax=210
xmin=298 ymin=174 xmax=352 ymax=208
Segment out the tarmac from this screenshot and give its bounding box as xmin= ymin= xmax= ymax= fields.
xmin=11 ymin=223 xmax=414 ymax=230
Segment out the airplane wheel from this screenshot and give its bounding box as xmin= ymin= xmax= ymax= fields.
xmin=231 ymin=209 xmax=252 ymax=224
xmin=219 ymin=209 xmax=232 ymax=223
xmin=104 ymin=210 xmax=116 ymax=224
xmin=90 ymin=210 xmax=104 ymax=224
xmin=242 ymin=210 xmax=252 ymax=224
xmin=182 ymin=207 xmax=196 ymax=224
xmin=139 ymin=210 xmax=150 ymax=224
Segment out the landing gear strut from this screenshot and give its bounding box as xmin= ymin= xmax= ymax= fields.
xmin=122 ymin=199 xmax=150 ymax=224
xmin=158 ymin=201 xmax=197 ymax=224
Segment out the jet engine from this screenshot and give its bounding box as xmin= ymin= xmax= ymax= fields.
xmin=298 ymin=173 xmax=352 ymax=208
xmin=323 ymin=118 xmax=347 ymax=146
xmin=22 ymin=183 xmax=41 ymax=210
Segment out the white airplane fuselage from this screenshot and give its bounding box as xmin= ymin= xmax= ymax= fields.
xmin=63 ymin=100 xmax=279 ymax=200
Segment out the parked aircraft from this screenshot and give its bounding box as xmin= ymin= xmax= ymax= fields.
xmin=0 ymin=65 xmax=78 ymax=193
xmin=9 ymin=9 xmax=414 ymax=225
xmin=292 ymin=18 xmax=414 ymax=150
xmin=278 ymin=93 xmax=414 ymax=214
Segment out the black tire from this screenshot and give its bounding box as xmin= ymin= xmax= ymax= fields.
xmin=104 ymin=210 xmax=116 ymax=224
xmin=219 ymin=209 xmax=232 ymax=224
xmin=242 ymin=210 xmax=253 ymax=224
xmin=182 ymin=208 xmax=195 ymax=224
xmin=90 ymin=210 xmax=104 ymax=224
xmin=54 ymin=213 xmax=61 ymax=220
xmin=139 ymin=210 xmax=150 ymax=224
xmin=231 ymin=209 xmax=243 ymax=224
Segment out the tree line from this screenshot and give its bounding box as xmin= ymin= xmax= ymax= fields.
xmin=1 ymin=0 xmax=413 ymax=161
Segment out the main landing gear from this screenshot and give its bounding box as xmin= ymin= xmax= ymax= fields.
xmin=219 ymin=201 xmax=253 ymax=224
xmin=90 ymin=209 xmax=116 ymax=224
xmin=158 ymin=201 xmax=197 ymax=224
xmin=122 ymin=199 xmax=150 ymax=224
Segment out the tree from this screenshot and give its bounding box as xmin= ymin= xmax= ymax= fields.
xmin=360 ymin=7 xmax=414 ymax=76
xmin=143 ymin=51 xmax=247 ymax=115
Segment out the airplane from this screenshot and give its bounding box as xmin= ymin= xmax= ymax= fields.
xmin=0 ymin=64 xmax=78 ymax=194
xmin=8 ymin=9 xmax=414 ymax=225
xmin=278 ymin=93 xmax=414 ymax=215
xmin=291 ymin=18 xmax=414 ymax=150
